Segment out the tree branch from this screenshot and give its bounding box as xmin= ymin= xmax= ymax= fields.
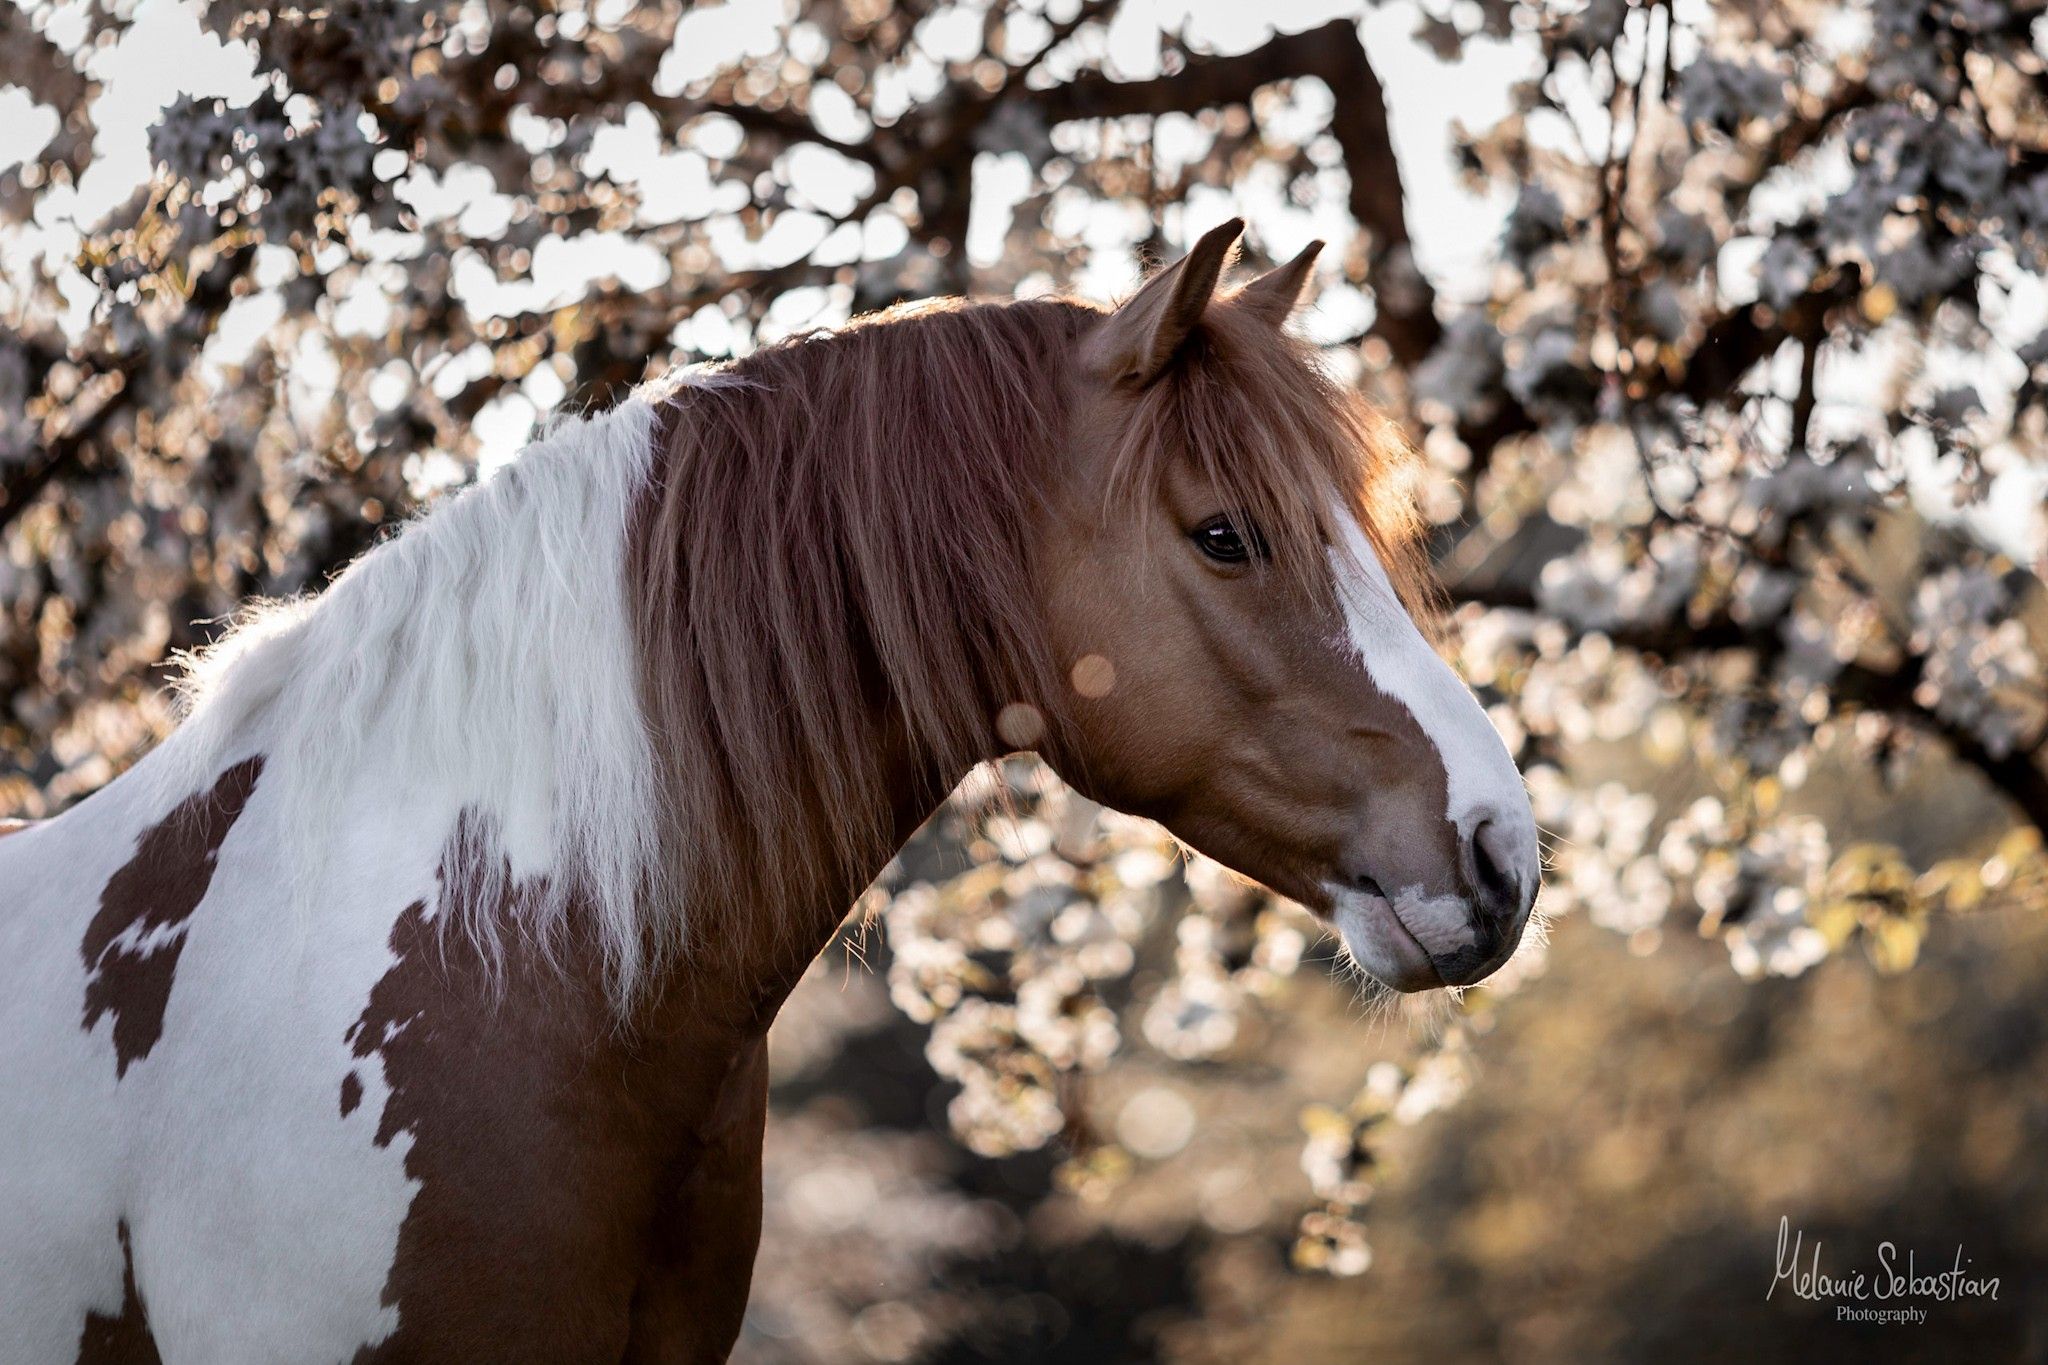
xmin=0 ymin=8 xmax=93 ymax=127
xmin=1033 ymin=19 xmax=1443 ymax=368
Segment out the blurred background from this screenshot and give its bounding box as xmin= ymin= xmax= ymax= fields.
xmin=3 ymin=0 xmax=2047 ymax=1360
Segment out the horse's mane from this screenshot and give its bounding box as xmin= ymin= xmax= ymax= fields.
xmin=150 ymin=400 xmax=666 ymax=999
xmin=630 ymin=289 xmax=1438 ymax=968
xmin=630 ymin=299 xmax=1090 ymax=962
xmin=152 ymin=278 xmax=1436 ymax=1008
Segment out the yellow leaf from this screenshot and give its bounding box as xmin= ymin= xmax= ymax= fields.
xmin=1292 ymin=1238 xmax=1331 ymax=1271
xmin=1753 ymin=775 xmax=1783 ymax=817
xmin=1997 ymin=826 xmax=2043 ymax=867
xmin=1808 ymin=897 xmax=1859 ymax=948
xmin=1862 ymin=283 xmax=1898 ymax=324
xmin=1300 ymin=1103 xmax=1349 ymax=1139
xmin=1865 ymin=915 xmax=1923 ymax=974
xmin=1919 ymin=859 xmax=1986 ymax=913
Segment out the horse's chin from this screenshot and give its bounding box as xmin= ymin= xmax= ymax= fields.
xmin=1325 ymin=884 xmax=1444 ymax=993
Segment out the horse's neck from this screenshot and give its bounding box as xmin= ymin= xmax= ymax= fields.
xmin=123 ymin=388 xmax=961 ymax=1042
xmin=650 ymin=707 xmax=949 ymax=1039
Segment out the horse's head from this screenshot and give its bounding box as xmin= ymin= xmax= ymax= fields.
xmin=1035 ymin=219 xmax=1540 ymax=991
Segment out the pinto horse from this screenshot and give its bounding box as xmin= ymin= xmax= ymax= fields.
xmin=0 ymin=220 xmax=1538 ymax=1362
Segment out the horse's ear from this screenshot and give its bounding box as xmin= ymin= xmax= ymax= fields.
xmin=1235 ymin=240 xmax=1324 ymax=327
xmin=1086 ymin=217 xmax=1243 ymax=388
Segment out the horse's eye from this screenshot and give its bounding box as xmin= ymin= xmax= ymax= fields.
xmin=1191 ymin=516 xmax=1266 ymax=565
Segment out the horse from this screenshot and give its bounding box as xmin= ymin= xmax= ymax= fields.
xmin=0 ymin=219 xmax=1538 ymax=1363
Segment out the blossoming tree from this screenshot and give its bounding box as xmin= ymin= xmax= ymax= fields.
xmin=3 ymin=0 xmax=2043 ymax=1277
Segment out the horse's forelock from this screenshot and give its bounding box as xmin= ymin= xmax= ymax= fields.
xmin=1110 ymin=296 xmax=1444 ymax=632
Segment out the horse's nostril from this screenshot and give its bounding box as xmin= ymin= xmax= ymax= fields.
xmin=1469 ymin=817 xmax=1517 ymax=911
xmin=1351 ymin=871 xmax=1386 ymax=901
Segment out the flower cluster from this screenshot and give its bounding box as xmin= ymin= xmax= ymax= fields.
xmin=1912 ymin=568 xmax=2044 ymax=760
xmin=880 ymin=762 xmax=1173 ymax=1157
xmin=1292 ymin=1044 xmax=1476 ymax=1276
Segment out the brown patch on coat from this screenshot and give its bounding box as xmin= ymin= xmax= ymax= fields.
xmin=75 ymin=1221 xmax=160 ymax=1365
xmin=346 ymin=813 xmax=781 ymax=1363
xmin=80 ymin=757 xmax=264 ymax=1077
xmin=339 ymin=1070 xmax=363 ymax=1118
xmin=620 ymin=1039 xmax=769 ymax=1364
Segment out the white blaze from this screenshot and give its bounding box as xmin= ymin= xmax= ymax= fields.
xmin=1326 ymin=499 xmax=1537 ymax=889
xmin=1321 ymin=501 xmax=1538 ymax=986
